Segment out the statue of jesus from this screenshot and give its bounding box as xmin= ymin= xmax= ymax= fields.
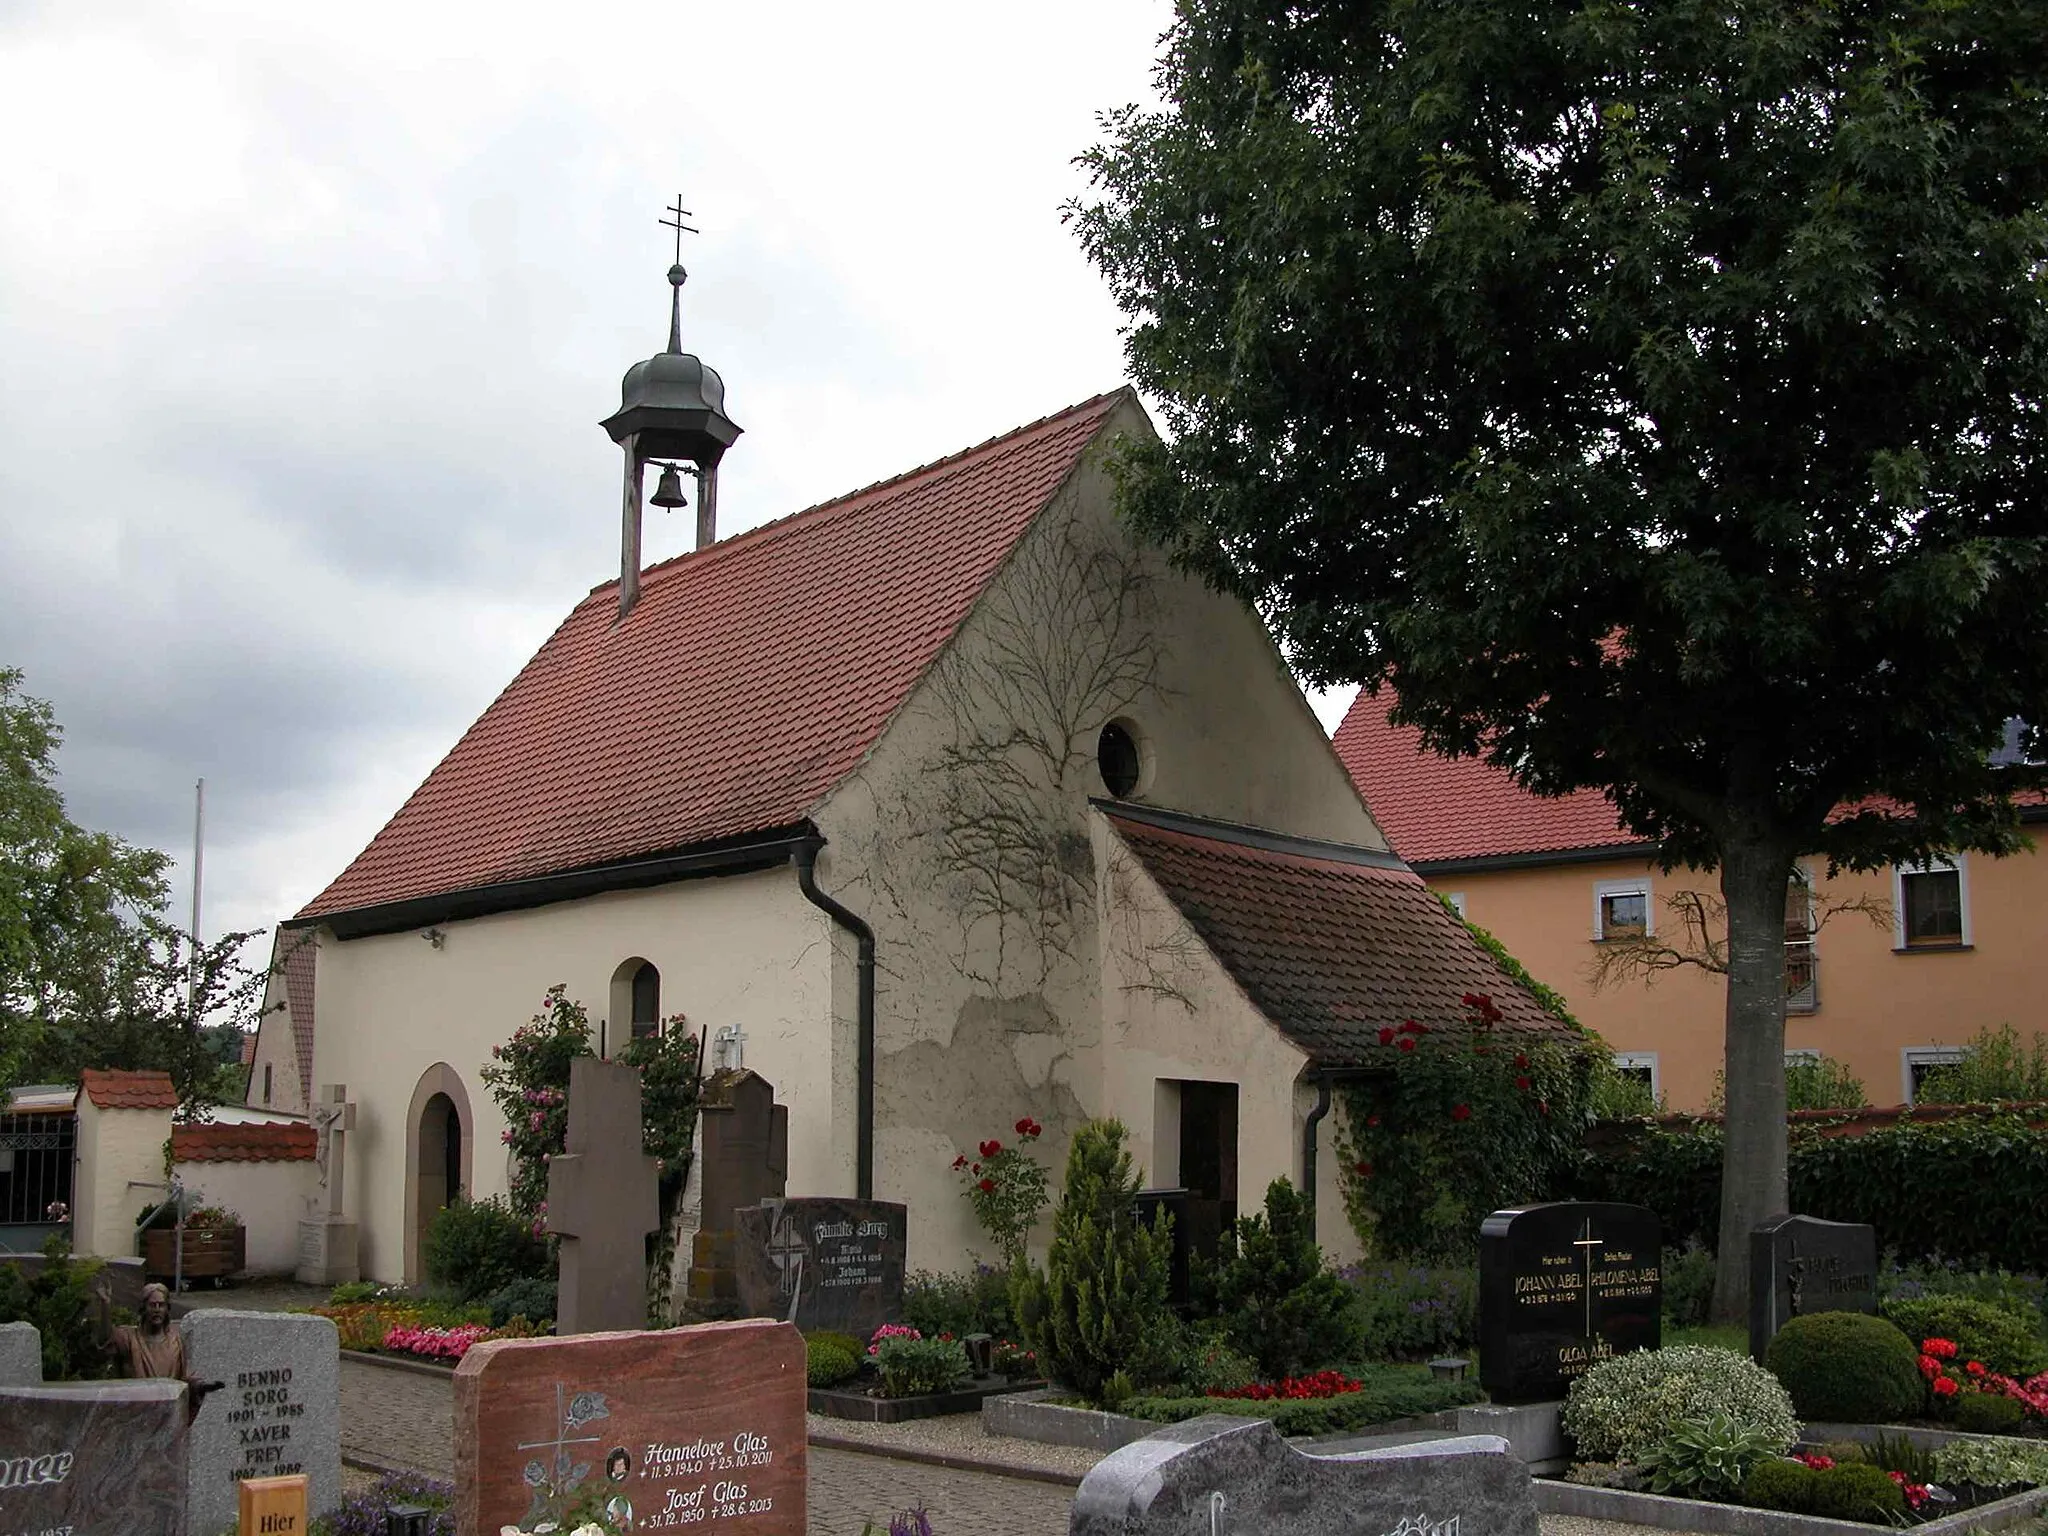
xmin=96 ymin=1278 xmax=223 ymax=1419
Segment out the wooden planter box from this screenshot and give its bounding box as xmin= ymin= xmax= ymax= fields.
xmin=142 ymin=1225 xmax=245 ymax=1283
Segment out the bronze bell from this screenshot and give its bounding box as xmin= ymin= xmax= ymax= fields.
xmin=649 ymin=462 xmax=689 ymax=510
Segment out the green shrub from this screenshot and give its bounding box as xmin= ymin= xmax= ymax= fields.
xmin=1125 ymin=1371 xmax=1479 ymax=1437
xmin=327 ymin=1281 xmax=379 ymax=1305
xmin=1562 ymin=1346 xmax=1799 ymax=1465
xmin=901 ymin=1265 xmax=1014 ymax=1341
xmin=1636 ymin=1411 xmax=1786 ymax=1499
xmin=872 ymin=1334 xmax=970 ymax=1398
xmin=1208 ymin=1178 xmax=1360 ymax=1381
xmin=1011 ymin=1119 xmax=1173 ymax=1404
xmin=806 ymin=1337 xmax=861 ymax=1388
xmin=0 ymin=1236 xmax=117 ymax=1382
xmin=481 ymin=1276 xmax=557 ymax=1328
xmin=1661 ymin=1243 xmax=1716 ymax=1329
xmin=1159 ymin=1324 xmax=1257 ymax=1395
xmin=1339 ymin=1262 xmax=1476 ymax=1358
xmin=1865 ymin=1430 xmax=1938 ymax=1483
xmin=806 ymin=1329 xmax=866 ymax=1359
xmin=1915 ymin=1025 xmax=2048 ymax=1104
xmin=1879 ymin=1258 xmax=2047 ymax=1325
xmin=1764 ymin=1311 xmax=1923 ymax=1423
xmin=1741 ymin=1459 xmax=1818 ymax=1513
xmin=1930 ymin=1436 xmax=2048 ymax=1490
xmin=1806 ymin=1462 xmax=1906 ymax=1522
xmin=421 ymin=1196 xmax=549 ymax=1303
xmin=1882 ymin=1295 xmax=2046 ymax=1377
xmin=1955 ymin=1391 xmax=2027 ymax=1435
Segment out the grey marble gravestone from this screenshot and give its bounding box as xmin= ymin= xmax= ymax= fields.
xmin=1749 ymin=1214 xmax=1878 ymax=1361
xmin=0 ymin=1320 xmax=40 ymax=1386
xmin=0 ymin=1378 xmax=186 ymax=1536
xmin=1071 ymin=1417 xmax=1538 ymax=1536
xmin=181 ymin=1308 xmax=341 ymax=1536
xmin=734 ymin=1197 xmax=907 ymax=1337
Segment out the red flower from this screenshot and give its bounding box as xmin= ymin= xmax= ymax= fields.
xmin=1016 ymin=1117 xmax=1033 ymax=1134
xmin=1398 ymin=1020 xmax=1429 ymax=1036
xmin=978 ymin=1178 xmax=996 ymax=1194
xmin=1366 ymin=1115 xmax=1381 ymax=1128
xmin=1932 ymin=1376 xmax=1960 ymax=1399
xmin=1398 ymin=1037 xmax=1416 ymax=1053
xmin=1451 ymin=1103 xmax=1472 ymax=1122
xmin=980 ymin=1139 xmax=1002 ymax=1158
xmin=1919 ymin=1354 xmax=1942 ymax=1378
xmin=971 ymin=1163 xmax=982 ymax=1175
xmin=1378 ymin=1027 xmax=1396 ymax=1045
xmin=1537 ymin=1100 xmax=1551 ymax=1115
xmin=1513 ymin=1053 xmax=1530 ymax=1069
xmin=1515 ymin=1075 xmax=1533 ymax=1091
xmin=1966 ymin=1360 xmax=1987 ymax=1377
xmin=1924 ymin=1338 xmax=1959 ymax=1360
xmin=951 ymin=1155 xmax=968 ymax=1170
xmin=1353 ymin=1161 xmax=1373 ymax=1177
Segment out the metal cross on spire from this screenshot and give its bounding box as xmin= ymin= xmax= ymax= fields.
xmin=658 ymin=194 xmax=699 ymax=352
xmin=660 ymin=194 xmax=698 ymax=265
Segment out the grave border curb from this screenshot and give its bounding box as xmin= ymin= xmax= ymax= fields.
xmin=1534 ymin=1478 xmax=2048 ymax=1536
xmin=805 ymin=1429 xmax=1087 ymax=1488
xmin=340 ymin=1346 xmax=462 ymax=1380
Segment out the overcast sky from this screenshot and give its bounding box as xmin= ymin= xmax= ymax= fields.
xmin=0 ymin=0 xmax=1357 ymax=953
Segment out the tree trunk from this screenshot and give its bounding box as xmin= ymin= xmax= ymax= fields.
xmin=1711 ymin=834 xmax=1796 ymax=1325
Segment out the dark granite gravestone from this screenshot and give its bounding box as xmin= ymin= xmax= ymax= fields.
xmin=1479 ymin=1201 xmax=1661 ymax=1405
xmin=1069 ymin=1416 xmax=1538 ymax=1536
xmin=1748 ymin=1214 xmax=1878 ymax=1361
xmin=686 ymin=1069 xmax=788 ymax=1312
xmin=549 ymin=1057 xmax=662 ymax=1335
xmin=0 ymin=1378 xmax=187 ymax=1536
xmin=733 ymin=1198 xmax=906 ymax=1335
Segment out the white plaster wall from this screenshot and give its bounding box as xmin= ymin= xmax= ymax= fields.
xmin=73 ymin=1102 xmax=172 ymax=1259
xmin=307 ymin=867 xmax=837 ymax=1283
xmin=173 ymin=1159 xmax=317 ymax=1275
xmin=245 ymin=964 xmax=306 ymax=1116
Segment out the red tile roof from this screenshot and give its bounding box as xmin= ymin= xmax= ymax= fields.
xmin=300 ymin=392 xmax=1129 ymax=921
xmin=1332 ymin=689 xmax=1640 ymax=865
xmin=171 ymin=1122 xmax=317 ymax=1163
xmin=1104 ymin=805 xmax=1580 ymax=1067
xmin=77 ymin=1069 xmax=179 ymax=1111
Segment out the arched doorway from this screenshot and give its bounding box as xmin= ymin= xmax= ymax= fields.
xmin=404 ymin=1063 xmax=475 ymax=1285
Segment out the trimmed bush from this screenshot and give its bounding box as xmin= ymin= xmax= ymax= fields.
xmin=1764 ymin=1311 xmax=1922 ymax=1424
xmin=871 ymin=1334 xmax=970 ymax=1398
xmin=480 ymin=1276 xmax=556 ymax=1328
xmin=1806 ymin=1462 xmax=1905 ymax=1522
xmin=1882 ymin=1295 xmax=2045 ymax=1377
xmin=1661 ymin=1244 xmax=1715 ymax=1329
xmin=1126 ymin=1371 xmax=1479 ymax=1437
xmin=1562 ymin=1346 xmax=1798 ymax=1465
xmin=1741 ymin=1459 xmax=1818 ymax=1513
xmin=806 ymin=1337 xmax=861 ymax=1388
xmin=1208 ymin=1177 xmax=1360 ymax=1381
xmin=421 ymin=1196 xmax=549 ymax=1303
xmin=1954 ymin=1391 xmax=2026 ymax=1435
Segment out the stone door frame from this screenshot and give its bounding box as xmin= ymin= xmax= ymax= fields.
xmin=403 ymin=1062 xmax=475 ymax=1286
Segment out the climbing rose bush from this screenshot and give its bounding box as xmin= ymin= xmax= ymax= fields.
xmin=480 ymin=986 xmax=594 ymax=1222
xmin=950 ymin=1117 xmax=1049 ymax=1266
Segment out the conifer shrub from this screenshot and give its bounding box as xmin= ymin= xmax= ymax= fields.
xmin=1010 ymin=1119 xmax=1172 ymax=1405
xmin=1209 ymin=1177 xmax=1360 ymax=1381
xmin=1764 ymin=1311 xmax=1922 ymax=1424
xmin=0 ymin=1235 xmax=118 ymax=1381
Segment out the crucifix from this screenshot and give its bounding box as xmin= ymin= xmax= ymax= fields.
xmin=546 ymin=1057 xmax=661 ymax=1335
xmin=311 ymin=1084 xmax=356 ymax=1218
xmin=1572 ymin=1217 xmax=1604 ymax=1336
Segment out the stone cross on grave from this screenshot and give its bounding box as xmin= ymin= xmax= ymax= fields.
xmin=546 ymin=1057 xmax=661 ymax=1335
xmin=312 ymin=1084 xmax=355 ymax=1217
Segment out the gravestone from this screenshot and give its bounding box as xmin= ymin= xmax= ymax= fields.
xmin=454 ymin=1318 xmax=806 ymax=1536
xmin=0 ymin=1320 xmax=39 ymax=1386
xmin=548 ymin=1056 xmax=662 ymax=1335
xmin=0 ymin=1378 xmax=187 ymax=1535
xmin=181 ymin=1309 xmax=341 ymax=1536
xmin=733 ymin=1197 xmax=907 ymax=1335
xmin=1070 ymin=1417 xmax=1538 ymax=1536
xmin=1479 ymin=1201 xmax=1661 ymax=1404
xmin=1749 ymin=1214 xmax=1878 ymax=1361
xmin=296 ymin=1084 xmax=359 ymax=1286
xmin=687 ymin=1068 xmax=788 ymax=1311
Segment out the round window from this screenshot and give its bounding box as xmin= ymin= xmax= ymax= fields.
xmin=1097 ymin=720 xmax=1143 ymax=798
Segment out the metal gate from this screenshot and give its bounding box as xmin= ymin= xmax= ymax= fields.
xmin=0 ymin=1109 xmax=77 ymax=1235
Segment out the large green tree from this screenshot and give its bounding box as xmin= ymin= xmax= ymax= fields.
xmin=1074 ymin=0 xmax=2048 ymax=1318
xmin=1 ymin=668 xmax=262 ymax=1114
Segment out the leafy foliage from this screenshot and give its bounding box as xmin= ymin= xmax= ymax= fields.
xmin=616 ymin=1017 xmax=700 ymax=1315
xmin=1882 ymin=1295 xmax=2045 ymax=1377
xmin=1073 ymin=0 xmax=2048 ymax=1322
xmin=1741 ymin=1458 xmax=1821 ymax=1513
xmin=0 ymin=1235 xmax=116 ymax=1381
xmin=1955 ymin=1391 xmax=2028 ymax=1435
xmin=1930 ymin=1435 xmax=2048 ymax=1490
xmin=1764 ymin=1310 xmax=1923 ymax=1423
xmin=1207 ymin=1177 xmax=1359 ymax=1380
xmin=480 ymin=986 xmax=590 ymax=1221
xmin=1918 ymin=1026 xmax=2048 ymax=1105
xmin=1806 ymin=1462 xmax=1908 ymax=1522
xmin=871 ymin=1333 xmax=971 ymax=1398
xmin=950 ymin=1119 xmax=1049 ymax=1268
xmin=1339 ymin=999 xmax=1596 ymax=1258
xmin=1637 ymin=1411 xmax=1786 ymax=1499
xmin=1562 ymin=1346 xmax=1798 ymax=1465
xmin=901 ymin=1266 xmax=1015 ymax=1344
xmin=1337 ymin=1261 xmax=1477 ymax=1359
xmin=308 ymin=1469 xmax=455 ymax=1536
xmin=1125 ymin=1365 xmax=1480 ymax=1436
xmin=806 ymin=1335 xmax=862 ymax=1388
xmin=1662 ymin=1243 xmax=1717 ymax=1329
xmin=1010 ymin=1119 xmax=1173 ymax=1404
xmin=421 ymin=1195 xmax=548 ymax=1303
xmin=480 ymin=1275 xmax=557 ymax=1328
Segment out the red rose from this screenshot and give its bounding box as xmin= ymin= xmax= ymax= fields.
xmin=978 ymin=1178 xmax=996 ymax=1194
xmin=951 ymin=1154 xmax=968 ymax=1170
xmin=980 ymin=1139 xmax=1002 ymax=1158
xmin=1398 ymin=1037 xmax=1416 ymax=1053
xmin=971 ymin=1163 xmax=982 ymax=1175
xmin=1378 ymin=1027 xmax=1396 ymax=1045
xmin=1514 ymin=1053 xmax=1530 ymax=1069
xmin=1515 ymin=1075 xmax=1532 ymax=1091
xmin=1451 ymin=1103 xmax=1472 ymax=1122
xmin=1932 ymin=1376 xmax=1960 ymax=1398
xmin=1353 ymin=1160 xmax=1372 ymax=1177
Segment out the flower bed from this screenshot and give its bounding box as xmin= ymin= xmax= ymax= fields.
xmin=307 ymin=1297 xmax=539 ymax=1362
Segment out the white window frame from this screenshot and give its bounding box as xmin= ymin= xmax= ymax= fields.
xmin=1902 ymin=1046 xmax=1968 ymax=1106
xmin=1892 ymin=855 xmax=1971 ymax=950
xmin=1784 ymin=1048 xmax=1821 ymax=1066
xmin=1593 ymin=878 xmax=1654 ymax=941
xmin=1612 ymin=1051 xmax=1660 ymax=1097
xmin=1441 ymin=890 xmax=1468 ymax=919
xmin=1785 ymin=863 xmax=1820 ymax=1012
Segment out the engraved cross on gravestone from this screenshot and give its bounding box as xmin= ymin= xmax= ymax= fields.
xmin=547 ymin=1057 xmax=661 ymax=1335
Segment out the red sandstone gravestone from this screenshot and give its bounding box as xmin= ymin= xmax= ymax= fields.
xmin=454 ymin=1319 xmax=805 ymax=1535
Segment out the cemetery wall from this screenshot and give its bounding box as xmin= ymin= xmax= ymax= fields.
xmin=170 ymin=1155 xmax=316 ymax=1275
xmin=72 ymin=1097 xmax=173 ymax=1259
xmin=310 ymin=869 xmax=835 ymax=1283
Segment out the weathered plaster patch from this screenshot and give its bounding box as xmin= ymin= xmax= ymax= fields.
xmin=878 ymin=993 xmax=1089 ymax=1161
xmin=1011 ymin=1031 xmax=1063 ymax=1089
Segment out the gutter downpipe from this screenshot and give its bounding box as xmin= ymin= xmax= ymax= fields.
xmin=1301 ymin=1075 xmax=1334 ymax=1244
xmin=793 ymin=838 xmax=876 ymax=1201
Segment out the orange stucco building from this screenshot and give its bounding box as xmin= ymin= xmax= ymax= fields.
xmin=1335 ymin=692 xmax=2046 ymax=1111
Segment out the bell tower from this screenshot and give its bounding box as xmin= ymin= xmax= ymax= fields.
xmin=601 ymin=196 xmax=743 ymax=620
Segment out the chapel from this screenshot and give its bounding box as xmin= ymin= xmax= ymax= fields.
xmin=247 ymin=250 xmax=1577 ymax=1282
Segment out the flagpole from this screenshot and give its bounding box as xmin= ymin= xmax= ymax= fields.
xmin=188 ymin=778 xmax=204 ymax=1024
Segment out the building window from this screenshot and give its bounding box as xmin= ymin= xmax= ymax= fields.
xmin=1097 ymin=720 xmax=1143 ymax=799
xmin=1893 ymin=857 xmax=1969 ymax=950
xmin=1902 ymin=1046 xmax=1967 ymax=1105
xmin=630 ymin=962 xmax=661 ymax=1040
xmin=1612 ymin=1052 xmax=1659 ymax=1095
xmin=1594 ymin=879 xmax=1652 ymax=940
xmin=1785 ymin=866 xmax=1819 ymax=1012
xmin=262 ymin=1063 xmax=273 ymax=1105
